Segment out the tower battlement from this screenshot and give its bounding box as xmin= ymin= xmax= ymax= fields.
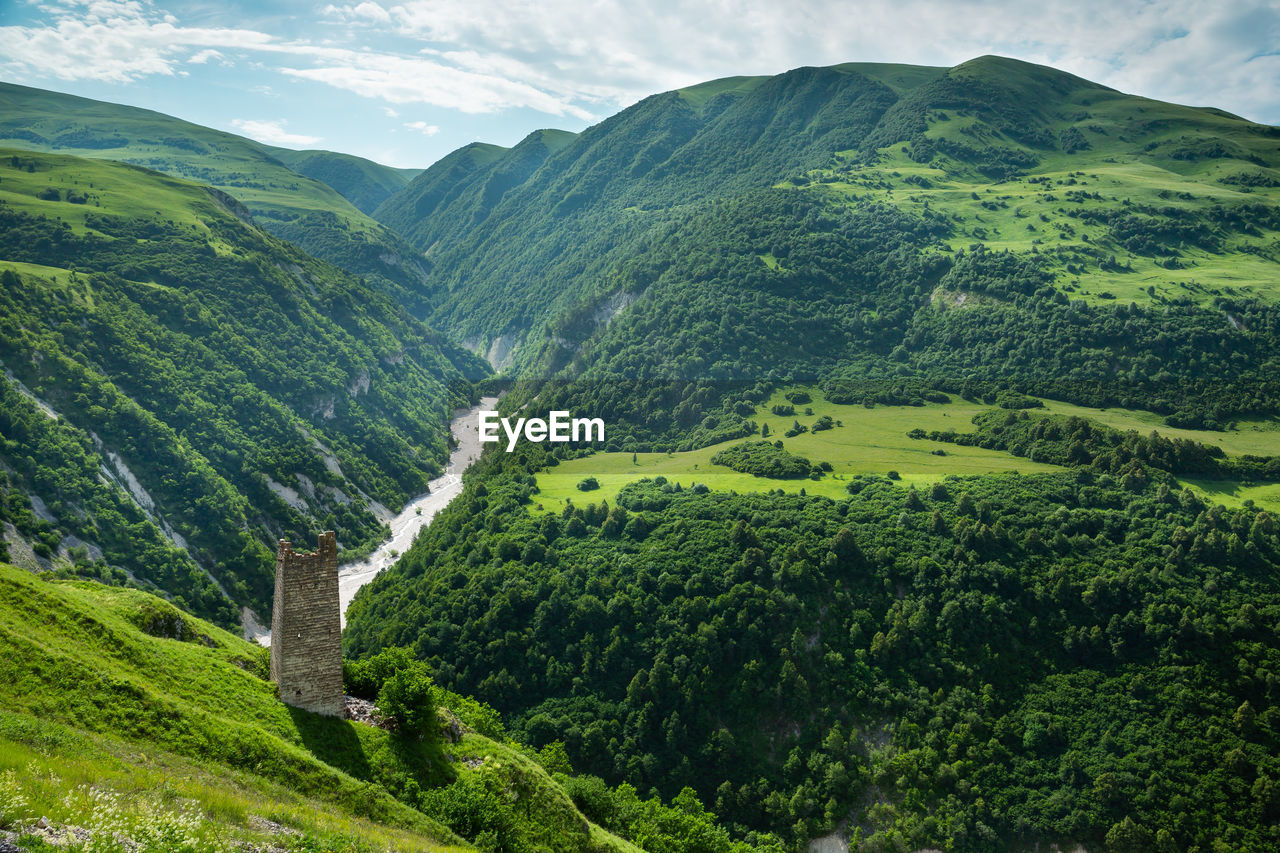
xmin=270 ymin=531 xmax=343 ymax=716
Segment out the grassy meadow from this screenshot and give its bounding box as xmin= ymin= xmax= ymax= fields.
xmin=533 ymin=388 xmax=1280 ymax=515
xmin=533 ymin=390 xmax=1063 ymax=514
xmin=787 ymin=63 xmax=1280 ymax=308
xmin=0 ymin=562 xmax=641 ymax=853
xmin=0 ymin=715 xmax=470 ymax=853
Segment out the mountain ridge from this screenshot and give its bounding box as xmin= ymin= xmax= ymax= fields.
xmin=373 ymin=54 xmax=1280 ymax=375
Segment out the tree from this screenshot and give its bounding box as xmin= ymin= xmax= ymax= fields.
xmin=378 ymin=660 xmax=437 ymax=737
xmin=1104 ymin=816 xmax=1153 ymax=853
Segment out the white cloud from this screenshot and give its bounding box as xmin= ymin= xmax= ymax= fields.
xmin=322 ymin=2 xmax=393 ymax=25
xmin=2 ymin=0 xmax=1277 ymax=127
xmin=352 ymin=2 xmax=393 ymax=24
xmin=405 ymin=120 xmax=440 ymax=135
xmin=376 ymin=0 xmax=1280 ymax=123
xmin=230 ymin=118 xmax=321 ymax=146
xmin=383 ymin=106 xmax=399 ymax=117
xmin=188 ymin=49 xmax=223 ymax=65
xmin=277 ymin=50 xmax=594 ymax=118
xmin=0 ymin=0 xmax=275 ymax=83
xmin=0 ymin=0 xmax=598 ymax=118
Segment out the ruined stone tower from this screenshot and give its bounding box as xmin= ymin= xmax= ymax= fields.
xmin=270 ymin=531 xmax=344 ymax=716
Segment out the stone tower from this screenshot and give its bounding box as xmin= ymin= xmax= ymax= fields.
xmin=270 ymin=531 xmax=344 ymax=716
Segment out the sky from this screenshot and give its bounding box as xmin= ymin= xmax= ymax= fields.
xmin=1 ymin=0 xmax=1278 ymax=170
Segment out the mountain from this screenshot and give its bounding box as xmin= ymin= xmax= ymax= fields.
xmin=5 ymin=53 xmax=1280 ymax=853
xmin=0 ymin=82 xmax=437 ymax=313
xmin=346 ymin=56 xmax=1280 ymax=852
xmin=0 ymin=146 xmax=486 ymax=626
xmin=376 ymin=56 xmax=1280 ymax=425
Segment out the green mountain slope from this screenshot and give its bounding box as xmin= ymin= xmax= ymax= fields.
xmin=0 ymin=82 xmax=436 ymax=312
xmin=375 ymin=55 xmax=1280 ymax=434
xmin=374 ymin=131 xmax=576 ymax=317
xmin=0 ymin=147 xmax=486 ymax=625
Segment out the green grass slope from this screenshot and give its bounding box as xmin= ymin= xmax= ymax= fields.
xmin=811 ymin=54 xmax=1280 ymax=306
xmin=0 ymin=147 xmax=486 ymax=625
xmin=0 ymin=81 xmax=437 ymax=312
xmin=0 ymin=561 xmax=467 ymax=852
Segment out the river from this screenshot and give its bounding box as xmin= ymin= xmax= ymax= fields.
xmin=336 ymin=395 xmax=497 ymax=625
xmin=250 ymin=396 xmax=495 ymax=644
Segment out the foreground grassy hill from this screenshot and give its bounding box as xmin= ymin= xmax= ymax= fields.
xmin=0 ymin=147 xmax=486 ymax=625
xmin=0 ymin=560 xmax=466 ymax=851
xmin=0 ymin=82 xmax=436 ymax=312
xmin=0 ymin=561 xmax=773 ymax=853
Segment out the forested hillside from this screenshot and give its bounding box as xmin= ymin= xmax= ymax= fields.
xmin=263 ymin=145 xmax=422 ymax=215
xmin=0 ymin=148 xmax=486 ymax=626
xmin=346 ymin=435 xmax=1280 ymax=852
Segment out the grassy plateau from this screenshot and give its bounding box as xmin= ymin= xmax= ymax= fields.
xmin=534 ymin=388 xmax=1280 ymax=515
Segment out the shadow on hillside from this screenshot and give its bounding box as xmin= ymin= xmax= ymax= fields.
xmin=287 ymin=705 xmax=372 ymax=780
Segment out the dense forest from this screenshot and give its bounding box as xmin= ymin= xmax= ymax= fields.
xmin=496 ymin=192 xmax=1280 ymax=452
xmin=346 ymin=440 xmax=1280 ymax=851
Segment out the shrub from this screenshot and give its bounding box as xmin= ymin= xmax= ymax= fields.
xmin=711 ymin=441 xmax=813 ymax=479
xmin=378 ymin=660 xmax=437 ymax=736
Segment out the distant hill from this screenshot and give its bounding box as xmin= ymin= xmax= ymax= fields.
xmin=0 ymin=82 xmax=436 ymax=312
xmin=0 ymin=147 xmax=486 ymax=625
xmin=264 ymin=145 xmax=422 ymax=215
xmin=375 ymin=131 xmax=575 ymax=277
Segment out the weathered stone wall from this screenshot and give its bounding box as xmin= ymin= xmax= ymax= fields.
xmin=270 ymin=531 xmax=344 ymax=716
